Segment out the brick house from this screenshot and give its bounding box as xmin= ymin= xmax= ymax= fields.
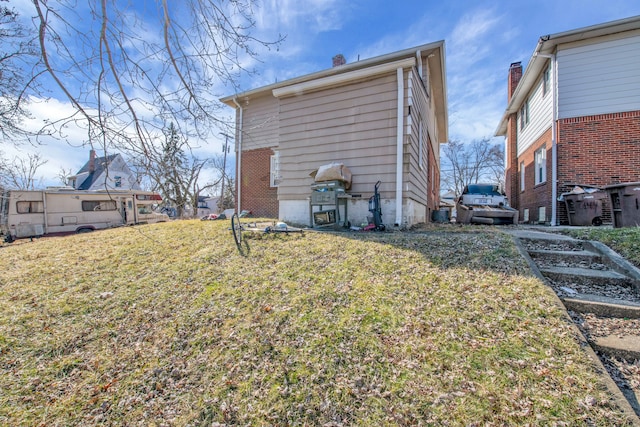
xmin=495 ymin=16 xmax=640 ymax=225
xmin=220 ymin=42 xmax=448 ymax=227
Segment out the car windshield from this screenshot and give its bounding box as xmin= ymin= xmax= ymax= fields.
xmin=465 ymin=184 xmax=502 ymax=196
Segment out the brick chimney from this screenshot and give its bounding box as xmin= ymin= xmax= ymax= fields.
xmin=505 ymin=62 xmax=523 ymax=211
xmin=89 ymin=149 xmax=96 ymax=173
xmin=508 ymin=62 xmax=523 ymax=101
xmin=332 ymin=54 xmax=346 ymax=67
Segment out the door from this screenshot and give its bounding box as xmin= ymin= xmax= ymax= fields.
xmin=122 ymin=198 xmax=136 ymax=225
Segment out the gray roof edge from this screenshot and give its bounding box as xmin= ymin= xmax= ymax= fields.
xmin=220 ymin=40 xmax=445 ymax=105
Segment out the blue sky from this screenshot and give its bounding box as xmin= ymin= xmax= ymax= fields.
xmin=9 ymin=0 xmax=640 ymax=187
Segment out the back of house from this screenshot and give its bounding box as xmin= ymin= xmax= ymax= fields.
xmin=1 ymin=188 xmax=168 ymax=241
xmin=220 ymin=42 xmax=449 ymax=228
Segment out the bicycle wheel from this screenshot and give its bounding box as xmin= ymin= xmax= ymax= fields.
xmin=231 ymin=212 xmax=242 ymax=246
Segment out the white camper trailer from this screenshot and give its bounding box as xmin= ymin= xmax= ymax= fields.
xmin=0 ymin=188 xmax=169 ymax=241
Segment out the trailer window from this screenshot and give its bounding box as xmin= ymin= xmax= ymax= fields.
xmin=16 ymin=201 xmax=44 ymax=213
xmin=138 ymin=206 xmax=152 ymax=214
xmin=82 ymin=200 xmax=117 ymax=211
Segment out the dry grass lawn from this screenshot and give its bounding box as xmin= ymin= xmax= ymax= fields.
xmin=0 ymin=220 xmax=635 ymax=426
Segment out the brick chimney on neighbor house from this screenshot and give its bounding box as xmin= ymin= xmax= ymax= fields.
xmin=505 ymin=61 xmax=523 ymax=211
xmin=89 ymin=149 xmax=96 ymax=173
xmin=508 ymin=62 xmax=523 ymax=101
xmin=332 ymin=54 xmax=346 ymax=67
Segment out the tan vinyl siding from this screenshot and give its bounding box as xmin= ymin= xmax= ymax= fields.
xmin=241 ymin=94 xmax=280 ymax=151
xmin=405 ymin=67 xmax=430 ymax=206
xmin=277 ymin=74 xmax=399 ymax=200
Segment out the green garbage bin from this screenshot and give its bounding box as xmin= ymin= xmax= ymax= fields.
xmin=604 ymin=182 xmax=640 ymax=228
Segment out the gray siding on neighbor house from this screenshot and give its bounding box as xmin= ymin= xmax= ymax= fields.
xmin=276 ymin=73 xmax=400 ymax=200
xmin=558 ymin=32 xmax=640 ymax=119
xmin=240 ymin=93 xmax=280 ymax=151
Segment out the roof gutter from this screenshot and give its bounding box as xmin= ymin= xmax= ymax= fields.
xmin=272 ymin=58 xmax=416 ymax=98
xmin=220 ymin=41 xmax=443 ymax=105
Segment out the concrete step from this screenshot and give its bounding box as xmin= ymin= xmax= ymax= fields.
xmin=563 ymin=294 xmax=640 ymax=319
xmin=540 ymin=266 xmax=633 ymax=286
xmin=593 ymin=334 xmax=640 ymax=362
xmin=528 ymin=249 xmax=605 ymax=268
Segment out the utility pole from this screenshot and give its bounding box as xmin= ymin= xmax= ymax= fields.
xmin=219 ymin=133 xmax=231 ymax=212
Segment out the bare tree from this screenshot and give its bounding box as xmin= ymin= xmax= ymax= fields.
xmin=0 ymin=0 xmax=37 ymax=139
xmin=15 ymin=0 xmax=282 ymax=155
xmin=135 ymin=123 xmax=219 ymax=217
xmin=218 ymin=175 xmax=236 ymax=212
xmin=56 ymin=166 xmax=74 ymax=187
xmin=441 ymin=138 xmax=504 ymax=196
xmin=0 ymin=152 xmax=48 ymax=190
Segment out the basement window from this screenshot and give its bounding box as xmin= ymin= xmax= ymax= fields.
xmin=538 ymin=206 xmax=546 ymax=224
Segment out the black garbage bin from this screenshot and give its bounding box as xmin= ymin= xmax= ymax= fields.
xmin=604 ymin=182 xmax=640 ymax=228
xmin=563 ymin=191 xmax=607 ymax=226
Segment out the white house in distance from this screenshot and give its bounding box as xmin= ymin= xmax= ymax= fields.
xmin=67 ymin=150 xmax=140 ymax=191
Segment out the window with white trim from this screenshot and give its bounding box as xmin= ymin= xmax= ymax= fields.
xmin=519 ymin=99 xmax=530 ymax=130
xmin=270 ymin=151 xmax=280 ymax=187
xmin=543 ymin=63 xmax=551 ymax=96
xmin=418 ymin=120 xmax=424 ymax=170
xmin=535 ymin=146 xmax=546 ymax=185
xmin=520 ymin=161 xmax=525 ymax=191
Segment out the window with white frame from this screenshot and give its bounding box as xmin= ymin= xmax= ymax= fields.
xmin=270 ymin=151 xmax=280 ymax=187
xmin=535 ymin=146 xmax=546 ymax=185
xmin=520 ymin=161 xmax=525 ymax=191
xmin=519 ymin=99 xmax=530 ymax=130
xmin=418 ymin=120 xmax=424 ymax=170
xmin=543 ymin=63 xmax=551 ymax=96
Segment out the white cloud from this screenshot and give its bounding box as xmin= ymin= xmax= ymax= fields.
xmin=228 ymin=0 xmax=355 ymax=92
xmin=256 ymin=0 xmax=345 ymax=33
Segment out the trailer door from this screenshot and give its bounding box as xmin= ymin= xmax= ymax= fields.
xmin=122 ymin=198 xmax=137 ymax=225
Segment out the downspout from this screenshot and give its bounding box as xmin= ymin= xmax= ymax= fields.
xmin=416 ymin=50 xmax=422 ymax=78
xmin=551 ymin=54 xmax=558 ymax=226
xmin=395 ymin=67 xmax=404 ymax=227
xmin=535 ymin=52 xmax=558 ymax=225
xmin=232 ymin=97 xmax=244 ymax=214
